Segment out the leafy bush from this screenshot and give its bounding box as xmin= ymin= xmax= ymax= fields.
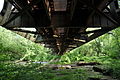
xmin=0 ymin=26 xmax=57 ymax=61
xmin=1 ymin=26 xmax=120 ymax=79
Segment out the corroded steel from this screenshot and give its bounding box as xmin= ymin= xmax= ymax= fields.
xmin=0 ymin=0 xmax=120 ymax=55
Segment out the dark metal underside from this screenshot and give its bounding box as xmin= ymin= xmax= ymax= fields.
xmin=0 ymin=0 xmax=120 ymax=55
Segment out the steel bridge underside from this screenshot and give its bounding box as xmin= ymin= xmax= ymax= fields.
xmin=0 ymin=0 xmax=120 ymax=55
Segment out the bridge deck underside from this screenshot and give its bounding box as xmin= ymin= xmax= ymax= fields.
xmin=0 ymin=0 xmax=120 ymax=54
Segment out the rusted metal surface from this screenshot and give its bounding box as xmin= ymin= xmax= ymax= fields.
xmin=0 ymin=0 xmax=120 ymax=55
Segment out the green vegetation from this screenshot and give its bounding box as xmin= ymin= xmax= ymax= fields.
xmin=1 ymin=26 xmax=120 ymax=80
xmin=0 ymin=62 xmax=89 ymax=80
xmin=0 ymin=27 xmax=57 ymax=62
xmin=58 ymin=27 xmax=120 ymax=79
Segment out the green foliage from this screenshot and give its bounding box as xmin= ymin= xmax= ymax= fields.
xmin=0 ymin=62 xmax=89 ymax=80
xmin=58 ymin=27 xmax=120 ymax=79
xmin=110 ymin=63 xmax=120 ymax=79
xmin=0 ymin=26 xmax=57 ymax=61
xmin=101 ymin=60 xmax=120 ymax=79
xmin=59 ymin=27 xmax=120 ymax=63
xmin=1 ymin=26 xmax=120 ymax=79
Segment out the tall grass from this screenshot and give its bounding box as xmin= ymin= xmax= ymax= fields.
xmin=0 ymin=26 xmax=57 ymax=61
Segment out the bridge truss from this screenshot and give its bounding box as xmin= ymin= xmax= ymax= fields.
xmin=0 ymin=0 xmax=120 ymax=55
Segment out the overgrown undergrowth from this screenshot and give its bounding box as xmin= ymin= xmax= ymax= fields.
xmin=0 ymin=62 xmax=89 ymax=80
xmin=1 ymin=26 xmax=120 ymax=80
xmin=0 ymin=27 xmax=58 ymax=62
